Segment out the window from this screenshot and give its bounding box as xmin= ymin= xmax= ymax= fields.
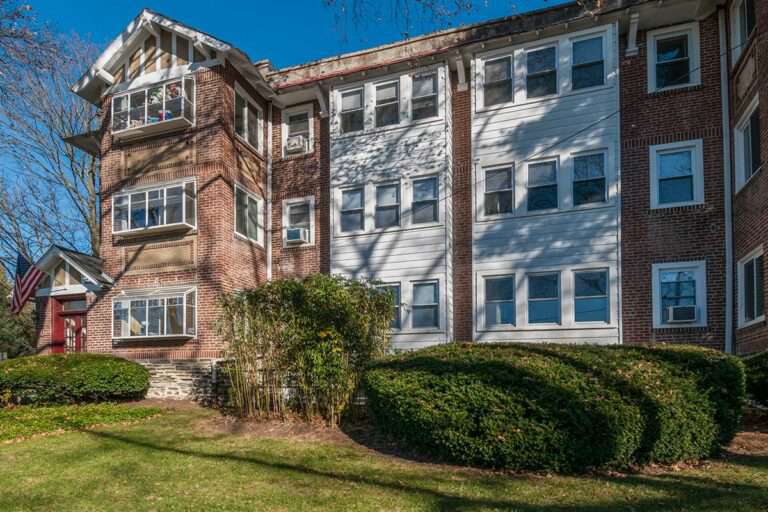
xmin=234 ymin=184 xmax=263 ymax=244
xmin=739 ymin=247 xmax=765 ymax=327
xmin=412 ymin=281 xmax=439 ymax=329
xmin=484 ymin=56 xmax=513 ymax=107
xmin=340 ymin=88 xmax=364 ymax=133
xmin=412 ymin=177 xmax=439 ymax=224
xmin=412 ymin=73 xmax=438 ymax=121
xmin=234 ymin=86 xmax=262 ymax=152
xmin=283 ymin=197 xmax=314 ymax=246
xmin=573 ymin=153 xmax=606 ymax=206
xmin=112 ymin=75 xmax=195 ymax=133
xmin=528 ymin=273 xmax=560 ymax=324
xmin=652 ymin=261 xmax=707 ymax=328
xmin=574 ymin=270 xmax=609 ymax=323
xmin=284 ymin=106 xmax=313 ymax=155
xmin=340 ymin=187 xmax=364 ymax=232
xmin=375 ymin=81 xmax=400 ymax=127
xmin=526 ymin=46 xmax=557 ymax=98
xmin=49 ymin=260 xmax=87 ymax=289
xmin=484 ymin=166 xmax=514 ymax=216
xmin=650 ymin=140 xmax=704 ymax=208
xmin=572 ymin=36 xmax=604 ymax=90
xmin=732 ymin=0 xmax=757 ymax=62
xmin=647 ymin=23 xmax=700 ymax=92
xmin=113 ymin=182 xmax=196 ymax=234
xmin=736 ymin=98 xmax=762 ymax=189
xmin=375 ymin=183 xmax=400 ymax=228
xmin=527 ymin=160 xmax=558 ymax=211
xmin=379 ymin=284 xmax=402 ymax=329
xmin=113 ymin=289 xmax=196 ymax=339
xmin=485 ymin=275 xmax=515 ymax=327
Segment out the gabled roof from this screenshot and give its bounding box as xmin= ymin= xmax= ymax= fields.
xmin=36 ymin=245 xmax=113 ymax=288
xmin=71 ymin=8 xmax=274 ymax=105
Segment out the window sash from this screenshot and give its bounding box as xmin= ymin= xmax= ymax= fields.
xmin=412 ymin=281 xmax=439 ymax=329
xmin=412 ymin=177 xmax=439 ymax=224
xmin=654 ymin=34 xmax=691 ymax=89
xmin=379 ymin=284 xmax=402 ymax=329
xmin=743 ymin=255 xmax=765 ymax=322
xmin=375 ymin=82 xmax=400 ymax=127
xmin=574 ymin=270 xmax=609 ymax=323
xmin=114 ymin=183 xmax=196 ymax=233
xmin=485 ymin=276 xmax=516 ymax=327
xmin=288 ymin=112 xmax=310 ymax=137
xmin=113 ymin=291 xmax=196 ymax=339
xmin=288 ymin=203 xmax=311 ymax=229
xmin=375 ymin=184 xmax=401 ymax=228
xmin=744 ymin=108 xmax=762 ymax=178
xmin=340 ymin=188 xmax=365 ymax=232
xmin=528 ymin=273 xmax=561 ymax=324
xmin=527 ymin=161 xmax=558 ymax=211
xmin=235 ymin=185 xmax=262 ymax=242
xmin=235 ymin=90 xmax=261 ymax=151
xmin=485 ymin=167 xmax=514 ymax=216
xmin=573 ymin=154 xmax=606 ymax=206
xmin=412 ymin=74 xmax=439 ymax=121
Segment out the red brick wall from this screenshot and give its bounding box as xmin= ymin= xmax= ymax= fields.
xmin=731 ymin=0 xmax=768 ymax=354
xmin=620 ymin=14 xmax=727 ymax=349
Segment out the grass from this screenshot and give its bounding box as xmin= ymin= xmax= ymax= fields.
xmin=0 ymin=403 xmax=160 ymax=442
xmin=0 ymin=405 xmax=766 ymax=511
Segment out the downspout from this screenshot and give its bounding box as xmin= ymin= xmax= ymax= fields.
xmin=266 ymin=102 xmax=274 ymax=281
xmin=718 ymin=8 xmax=734 ymax=353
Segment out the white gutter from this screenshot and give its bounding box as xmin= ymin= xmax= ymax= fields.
xmin=718 ymin=8 xmax=734 ymax=353
xmin=266 ymin=102 xmax=274 ymax=281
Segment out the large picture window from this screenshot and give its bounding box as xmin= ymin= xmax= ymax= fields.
xmin=113 ymin=289 xmax=196 ymax=339
xmin=112 ymin=75 xmax=195 ymax=133
xmin=113 ymin=182 xmax=196 ymax=234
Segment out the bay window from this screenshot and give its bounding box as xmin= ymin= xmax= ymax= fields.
xmin=112 ymin=75 xmax=194 ymax=134
xmin=113 ymin=289 xmax=196 ymax=339
xmin=113 ymin=181 xmax=196 ymax=234
xmin=735 ymin=97 xmax=762 ymax=189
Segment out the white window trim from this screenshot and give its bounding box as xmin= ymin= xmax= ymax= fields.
xmin=282 ymin=196 xmax=315 ymax=247
xmin=572 ymin=267 xmax=611 ymax=326
xmin=337 ymin=85 xmax=365 ymax=135
xmin=336 ymin=184 xmax=367 ymax=235
xmin=377 ymin=282 xmax=403 ymax=331
xmin=234 ymin=82 xmax=264 ymax=154
xmin=111 ymin=286 xmax=197 ymax=340
xmin=735 ymin=95 xmax=761 ymax=191
xmin=112 ymin=179 xmax=197 ymax=235
xmin=569 ymin=32 xmax=608 ymax=92
xmin=480 ymin=273 xmax=517 ymax=331
xmin=525 ymin=157 xmax=561 ymax=213
xmin=281 ymin=103 xmax=314 ymax=157
xmin=649 ymin=139 xmax=705 ymax=209
xmin=410 ymin=279 xmax=442 ymax=332
xmin=479 ymin=54 xmax=514 ymax=109
xmin=730 ymin=0 xmax=756 ymax=64
xmin=652 ymin=260 xmax=708 ymax=329
xmin=373 ymin=181 xmax=402 ymax=230
xmin=524 ymin=43 xmax=560 ymax=101
xmin=527 ymin=271 xmax=562 ymax=326
xmin=738 ymin=245 xmax=765 ymax=329
xmin=479 ymin=163 xmax=515 ymax=221
xmin=410 ymin=174 xmax=442 ymax=226
xmin=411 ymin=71 xmax=440 ymax=122
xmin=234 ymin=182 xmax=265 ymax=247
xmin=570 ymin=149 xmax=610 ymax=209
xmin=646 ymin=22 xmax=701 ymax=94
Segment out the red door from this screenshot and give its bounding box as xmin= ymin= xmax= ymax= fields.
xmin=52 ymin=298 xmax=87 ymax=353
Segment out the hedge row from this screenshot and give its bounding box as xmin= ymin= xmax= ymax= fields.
xmin=363 ymin=343 xmax=745 ymax=473
xmin=744 ymin=350 xmax=768 ymax=405
xmin=0 ymin=354 xmax=150 ymax=406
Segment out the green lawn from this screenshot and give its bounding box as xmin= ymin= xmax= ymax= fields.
xmin=0 ymin=405 xmax=766 ymax=512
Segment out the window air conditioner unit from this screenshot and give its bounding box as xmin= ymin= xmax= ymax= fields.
xmin=285 ymin=134 xmax=308 ymax=154
xmin=286 ymin=227 xmax=309 ymax=244
xmin=666 ymin=305 xmax=697 ymax=323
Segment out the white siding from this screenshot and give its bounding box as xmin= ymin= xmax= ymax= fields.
xmin=472 ymin=23 xmax=621 ymax=343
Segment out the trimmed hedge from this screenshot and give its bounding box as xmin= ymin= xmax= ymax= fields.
xmin=363 ymin=343 xmax=745 ymax=473
xmin=744 ymin=350 xmax=768 ymax=405
xmin=0 ymin=354 xmax=150 ymax=406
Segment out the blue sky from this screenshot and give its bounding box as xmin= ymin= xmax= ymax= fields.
xmin=32 ymin=0 xmax=571 ymax=68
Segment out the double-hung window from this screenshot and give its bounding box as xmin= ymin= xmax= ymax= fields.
xmin=375 ymin=81 xmax=400 ymax=127
xmin=113 ymin=182 xmax=196 ymax=234
xmin=412 ymin=177 xmax=439 ymax=224
xmin=650 ymin=140 xmax=704 ymax=208
xmin=375 ymin=183 xmax=400 ymax=229
xmin=340 ymin=187 xmax=364 ymax=232
xmin=412 ymin=281 xmax=439 ymax=329
xmin=528 ymin=273 xmax=560 ymax=324
xmin=652 ymin=261 xmax=707 ymax=328
xmin=284 ymin=197 xmax=313 ymax=245
xmin=234 ymin=87 xmax=262 ymax=152
xmin=573 ymin=153 xmax=606 ymax=206
xmin=284 ymin=108 xmax=312 ymax=155
xmin=412 ymin=73 xmax=438 ymax=121
xmin=736 ymin=98 xmax=762 ymax=188
xmin=484 ymin=166 xmax=514 ymax=216
xmin=340 ymin=88 xmax=364 ymax=133
xmin=113 ymin=289 xmax=196 ymax=339
xmin=732 ymin=0 xmax=757 ymax=62
xmin=483 ymin=56 xmax=513 ymax=107
xmin=526 ymin=46 xmax=557 ymax=98
xmin=572 ymin=36 xmax=604 ymax=90
xmin=485 ymin=275 xmax=515 ymax=327
xmin=379 ymin=284 xmax=402 ymax=330
xmin=234 ymin=184 xmax=263 ymax=244
xmin=648 ymin=24 xmax=700 ymax=92
xmin=574 ymin=270 xmax=609 ymax=323
xmin=527 ymin=160 xmax=558 ymax=211
xmin=739 ymin=247 xmax=765 ymax=327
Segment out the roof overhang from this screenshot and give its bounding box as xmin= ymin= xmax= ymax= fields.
xmin=62 ymin=130 xmax=101 ymax=157
xmin=35 ymin=246 xmax=112 ymax=289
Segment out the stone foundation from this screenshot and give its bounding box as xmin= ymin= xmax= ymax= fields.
xmin=138 ymin=359 xmax=220 ymax=400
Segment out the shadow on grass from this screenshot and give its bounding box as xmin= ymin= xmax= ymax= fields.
xmin=80 ymin=427 xmax=768 ymax=512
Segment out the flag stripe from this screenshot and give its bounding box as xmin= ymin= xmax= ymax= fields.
xmin=11 ymin=254 xmax=45 ymax=315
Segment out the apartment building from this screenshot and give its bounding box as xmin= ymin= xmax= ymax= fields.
xmin=30 ymin=0 xmax=765 ymax=397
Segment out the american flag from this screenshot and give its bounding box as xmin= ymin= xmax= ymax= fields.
xmin=11 ymin=253 xmax=45 ymax=315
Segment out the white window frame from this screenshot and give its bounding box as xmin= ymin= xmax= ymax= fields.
xmin=572 ymin=268 xmax=610 ymax=325
xmin=410 ymin=279 xmax=441 ymax=331
xmin=111 ymin=287 xmax=197 ymax=340
xmin=571 ymin=149 xmax=608 ymax=208
xmin=411 ymin=71 xmax=439 ymax=122
xmin=374 ymin=181 xmax=401 ymax=230
xmin=374 ymin=79 xmax=401 ymax=128
xmin=338 ymin=86 xmax=365 ymax=134
xmin=738 ymin=245 xmax=765 ymax=329
xmin=647 ymin=22 xmax=701 ymax=93
xmin=569 ymin=32 xmax=607 ymax=92
xmin=234 ymin=83 xmax=263 ymax=154
xmin=525 ymin=157 xmax=561 ymax=213
xmin=730 ymin=0 xmax=757 ymax=64
xmin=411 ymin=175 xmax=441 ymax=225
xmin=281 ymin=103 xmax=314 ymax=157
xmin=111 ymin=74 xmax=196 ymax=135
xmin=112 ymin=179 xmax=196 ymax=235
xmin=649 ymin=139 xmax=704 ymax=209
xmin=480 ymin=54 xmax=515 ymax=109
xmin=524 ymin=43 xmax=559 ymax=100
xmin=234 ymin=182 xmax=265 ymax=246
xmin=527 ymin=271 xmax=562 ymax=326
xmin=282 ymin=196 xmax=315 ymax=247
xmin=377 ymin=282 xmax=402 ymax=331
xmin=652 ymin=260 xmax=708 ymax=329
xmin=481 ymin=274 xmax=516 ymax=330
xmin=337 ymin=185 xmax=366 ymax=235
xmin=735 ymin=95 xmax=762 ymax=191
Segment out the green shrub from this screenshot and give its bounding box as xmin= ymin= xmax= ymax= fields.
xmin=363 ymin=343 xmax=745 ymax=473
xmin=0 ymin=353 xmax=150 ymax=406
xmin=219 ymin=274 xmax=392 ymax=425
xmin=744 ymin=350 xmax=768 ymax=405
